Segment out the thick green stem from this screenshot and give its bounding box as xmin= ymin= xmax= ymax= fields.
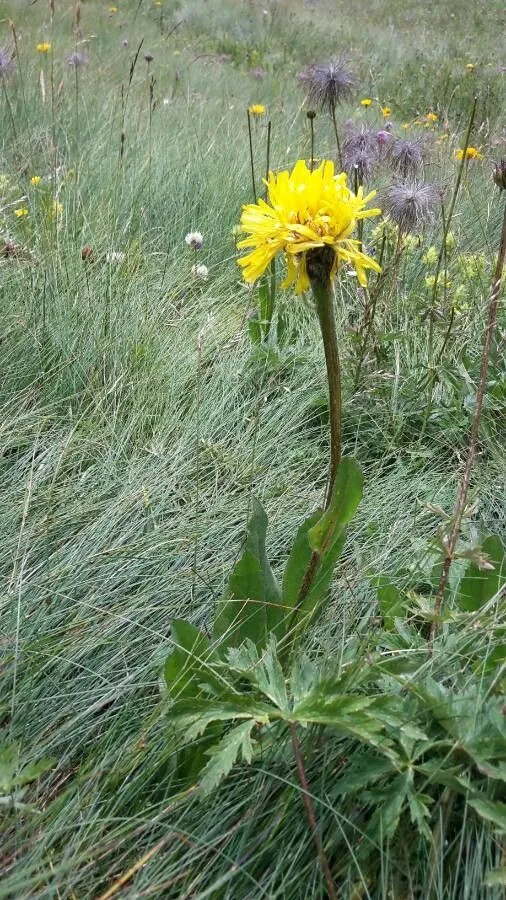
xmin=307 ymin=249 xmax=342 ymax=508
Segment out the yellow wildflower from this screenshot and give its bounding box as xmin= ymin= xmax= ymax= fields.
xmin=248 ymin=104 xmax=265 ymax=116
xmin=455 ymin=147 xmax=483 ymax=161
xmin=30 ymin=176 xmax=41 ymax=186
xmin=37 ymin=42 xmax=51 ymax=53
xmin=237 ymin=159 xmax=381 ymax=293
xmin=466 ymin=63 xmax=475 ymax=71
xmin=14 ymin=207 xmax=29 ymax=217
xmin=426 ymin=112 xmax=438 ymax=122
xmin=109 ymin=6 xmax=118 ymax=12
xmin=360 ymin=98 xmax=372 ymax=107
xmin=381 ymin=106 xmax=392 ymax=117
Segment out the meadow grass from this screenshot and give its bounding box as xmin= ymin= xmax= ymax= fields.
xmin=1 ymin=1 xmax=506 ymax=896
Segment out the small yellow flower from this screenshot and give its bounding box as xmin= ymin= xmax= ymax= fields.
xmin=248 ymin=104 xmax=266 ymax=116
xmin=14 ymin=207 xmax=29 ymax=217
xmin=381 ymin=106 xmax=392 ymax=117
xmin=37 ymin=42 xmax=52 ymax=53
xmin=455 ymin=146 xmax=483 ymax=161
xmin=30 ymin=176 xmax=41 ymax=186
xmin=237 ymin=159 xmax=381 ymax=293
xmin=109 ymin=6 xmax=118 ymax=12
xmin=426 ymin=112 xmax=438 ymax=122
xmin=466 ymin=63 xmax=475 ymax=71
xmin=402 ymin=123 xmax=410 ymax=129
xmin=360 ymin=98 xmax=372 ymax=107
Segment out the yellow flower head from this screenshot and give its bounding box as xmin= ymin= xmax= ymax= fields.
xmin=381 ymin=106 xmax=392 ymax=117
xmin=466 ymin=63 xmax=475 ymax=71
xmin=360 ymin=98 xmax=372 ymax=106
xmin=426 ymin=112 xmax=438 ymax=122
xmin=237 ymin=159 xmax=381 ymax=294
xmin=37 ymin=42 xmax=51 ymax=53
xmin=109 ymin=6 xmax=118 ymax=12
xmin=14 ymin=207 xmax=29 ymax=217
xmin=248 ymin=104 xmax=265 ymax=116
xmin=30 ymin=176 xmax=41 ymax=186
xmin=455 ymin=146 xmax=483 ymax=161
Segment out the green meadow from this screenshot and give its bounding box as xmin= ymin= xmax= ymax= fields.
xmin=1 ymin=1 xmax=505 ymax=897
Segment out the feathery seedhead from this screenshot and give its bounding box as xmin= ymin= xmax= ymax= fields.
xmin=144 ymin=52 xmax=154 ymax=64
xmin=342 ymin=125 xmax=379 ymax=183
xmin=185 ymin=231 xmax=203 ymax=250
xmin=299 ymin=58 xmax=355 ymax=112
xmin=67 ymin=50 xmax=89 ymax=68
xmin=0 ymin=46 xmax=14 ymax=79
xmin=493 ymin=159 xmax=506 ymax=191
xmin=381 ymin=180 xmax=439 ymax=233
xmin=191 ymin=263 xmax=209 ymax=281
xmin=388 ymin=137 xmax=425 ymax=178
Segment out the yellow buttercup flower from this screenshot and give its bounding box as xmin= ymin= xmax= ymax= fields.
xmin=426 ymin=112 xmax=438 ymax=122
xmin=14 ymin=207 xmax=29 ymax=217
xmin=237 ymin=159 xmax=381 ymax=294
xmin=466 ymin=63 xmax=475 ymax=71
xmin=30 ymin=176 xmax=41 ymax=186
xmin=455 ymin=146 xmax=483 ymax=161
xmin=360 ymin=98 xmax=372 ymax=106
xmin=248 ymin=104 xmax=265 ymax=116
xmin=381 ymin=106 xmax=391 ymax=117
xmin=37 ymin=42 xmax=51 ymax=53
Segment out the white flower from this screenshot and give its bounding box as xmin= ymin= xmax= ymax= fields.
xmin=185 ymin=230 xmax=203 ymax=250
xmin=106 ymin=251 xmax=125 ymax=264
xmin=191 ymin=263 xmax=209 ymax=281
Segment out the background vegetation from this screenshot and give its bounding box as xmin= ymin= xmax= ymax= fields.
xmin=1 ymin=0 xmax=505 ymax=896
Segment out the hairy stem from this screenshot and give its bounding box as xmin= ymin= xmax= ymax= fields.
xmin=290 ymin=724 xmax=337 ymax=900
xmin=311 ymin=272 xmax=342 ymax=507
xmin=429 ymin=199 xmax=506 ymax=647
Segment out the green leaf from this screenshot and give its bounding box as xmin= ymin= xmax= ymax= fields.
xmin=213 ymin=499 xmax=284 ymax=651
xmin=283 ymin=457 xmax=362 ymax=638
xmin=375 ymin=578 xmax=408 ymax=630
xmin=456 ymin=535 xmax=506 ymax=612
xmin=200 ymin=720 xmax=256 ymax=796
xmin=469 ymin=797 xmax=506 ymax=832
xmin=164 ymin=619 xmax=220 ymax=699
xmin=335 ymin=753 xmax=395 ymax=795
xmin=0 ymin=743 xmax=19 ymax=793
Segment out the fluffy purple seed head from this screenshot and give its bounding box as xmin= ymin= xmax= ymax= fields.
xmin=67 ymin=50 xmax=89 ymax=68
xmin=388 ymin=138 xmax=425 ymax=178
xmin=381 ymin=180 xmax=440 ymax=233
xmin=298 ymin=57 xmax=355 ymax=113
xmin=342 ymin=125 xmax=379 ymax=183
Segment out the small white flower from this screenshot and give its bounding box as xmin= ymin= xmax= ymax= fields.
xmin=185 ymin=230 xmax=203 ymax=250
xmin=106 ymin=251 xmax=125 ymax=264
xmin=191 ymin=263 xmax=209 ymax=281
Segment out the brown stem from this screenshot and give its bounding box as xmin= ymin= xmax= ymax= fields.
xmin=290 ymin=724 xmax=337 ymax=900
xmin=429 ymin=199 xmax=506 ymax=647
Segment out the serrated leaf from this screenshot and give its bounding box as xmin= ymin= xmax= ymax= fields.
xmin=335 ymin=753 xmax=395 ymax=795
xmin=469 ymin=797 xmax=506 ymax=832
xmin=200 ymin=721 xmax=256 ymax=796
xmin=213 ymin=499 xmax=284 ymax=651
xmin=255 ymin=639 xmax=288 ymax=710
xmin=457 ymin=535 xmax=506 ymax=612
xmin=283 ymin=458 xmax=362 ymax=641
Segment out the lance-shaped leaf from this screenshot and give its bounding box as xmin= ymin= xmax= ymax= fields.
xmin=213 ymin=499 xmax=284 ymax=651
xmin=283 ymin=457 xmax=363 ymax=639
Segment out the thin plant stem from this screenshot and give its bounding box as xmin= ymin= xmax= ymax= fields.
xmin=191 ymin=329 xmax=203 ymax=603
xmin=331 ymin=104 xmax=342 ymax=169
xmin=2 ymin=80 xmax=18 ymax=142
xmin=290 ymin=724 xmax=337 ymax=900
xmin=247 ymin=109 xmax=257 ymax=201
xmin=429 ymin=198 xmax=506 ymax=647
xmin=308 ymin=114 xmax=315 ymax=172
xmin=424 ymin=97 xmax=477 ymax=403
xmin=263 ymin=121 xmax=276 ymax=336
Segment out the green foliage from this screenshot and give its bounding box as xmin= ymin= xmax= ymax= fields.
xmin=456 ymin=534 xmax=506 ymax=611
xmin=0 ymin=741 xmax=55 ymax=813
